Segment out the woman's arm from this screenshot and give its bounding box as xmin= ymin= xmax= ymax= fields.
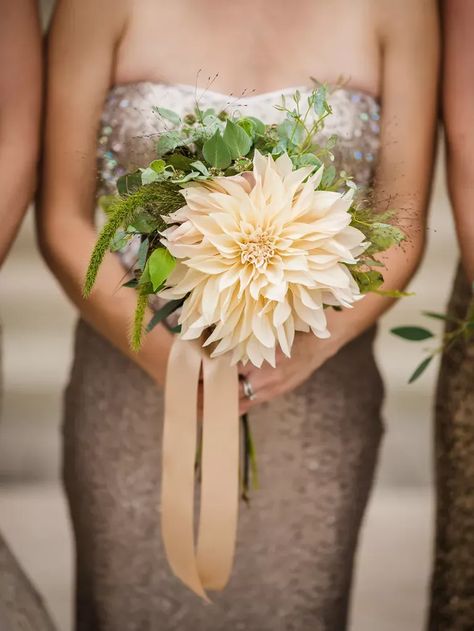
xmin=323 ymin=0 xmax=440 ymax=343
xmin=0 ymin=0 xmax=42 ymax=266
xmin=442 ymin=0 xmax=474 ymax=283
xmin=38 ymin=0 xmax=173 ymax=385
xmin=240 ymin=0 xmax=439 ymax=412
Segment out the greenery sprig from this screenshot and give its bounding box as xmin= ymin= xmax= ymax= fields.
xmin=391 ymin=290 xmax=474 ymax=382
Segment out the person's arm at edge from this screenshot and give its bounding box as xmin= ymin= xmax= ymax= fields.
xmin=0 ymin=0 xmax=42 ymax=266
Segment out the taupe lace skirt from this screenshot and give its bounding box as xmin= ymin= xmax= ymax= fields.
xmin=63 ymin=320 xmax=384 ymax=631
xmin=429 ymin=265 xmax=474 ymax=630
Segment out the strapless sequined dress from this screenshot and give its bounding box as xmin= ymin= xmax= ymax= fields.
xmin=63 ymin=83 xmax=384 ymax=631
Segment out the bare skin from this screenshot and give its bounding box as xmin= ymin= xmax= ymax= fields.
xmin=442 ymin=0 xmax=474 ymax=284
xmin=39 ymin=0 xmax=439 ymax=413
xmin=0 ymin=0 xmax=42 ymax=266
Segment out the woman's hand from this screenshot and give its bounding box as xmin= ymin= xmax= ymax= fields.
xmin=238 ymin=331 xmax=339 ymax=415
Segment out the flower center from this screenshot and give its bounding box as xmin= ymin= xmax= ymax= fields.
xmin=240 ymin=228 xmax=276 ymax=269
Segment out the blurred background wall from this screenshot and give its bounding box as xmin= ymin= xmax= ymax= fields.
xmin=0 ymin=1 xmax=457 ymax=629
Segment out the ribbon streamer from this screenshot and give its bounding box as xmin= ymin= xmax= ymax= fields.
xmin=161 ymin=337 xmax=240 ymax=599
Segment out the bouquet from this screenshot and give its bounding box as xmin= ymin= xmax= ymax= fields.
xmin=84 ymin=85 xmax=404 ymax=598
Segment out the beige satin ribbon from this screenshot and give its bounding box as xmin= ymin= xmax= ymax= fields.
xmin=161 ymin=337 xmax=240 ymax=599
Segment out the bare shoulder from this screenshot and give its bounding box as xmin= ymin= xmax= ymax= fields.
xmin=443 ymin=0 xmax=474 ymax=23
xmin=0 ymin=0 xmax=40 ymax=50
xmin=443 ymin=0 xmax=474 ymax=45
xmin=375 ymin=0 xmax=439 ymax=46
xmin=0 ymin=0 xmax=41 ymax=95
xmin=49 ymin=0 xmax=131 ymax=45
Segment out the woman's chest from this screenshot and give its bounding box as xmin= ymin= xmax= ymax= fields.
xmin=116 ymin=0 xmax=380 ymax=96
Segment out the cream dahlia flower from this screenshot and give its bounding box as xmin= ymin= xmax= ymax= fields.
xmin=159 ymin=151 xmax=367 ymax=367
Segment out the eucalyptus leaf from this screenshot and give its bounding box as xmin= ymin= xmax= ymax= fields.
xmin=147 ymin=247 xmax=177 ymax=292
xmin=190 ymin=160 xmax=209 ymax=176
xmin=223 ymin=120 xmax=252 ymax=159
xmin=110 ymin=230 xmax=130 ymax=252
xmin=202 ymin=130 xmax=232 ymax=169
xmin=321 ymin=165 xmax=336 ymax=188
xmin=278 ymin=118 xmax=305 ymax=146
xmin=326 ymin=135 xmax=338 ymax=150
xmin=141 ymin=167 xmax=161 ymax=185
xmin=391 ymin=326 xmax=434 ymax=341
xmin=409 ymin=355 xmax=434 ymax=384
xmin=313 ymin=86 xmax=329 ymax=116
xmin=154 ymin=106 xmax=181 ymax=126
xmin=156 ymin=131 xmax=183 ymax=157
xmin=173 ymin=171 xmax=201 ymax=183
xmin=293 ymin=153 xmax=322 ymax=169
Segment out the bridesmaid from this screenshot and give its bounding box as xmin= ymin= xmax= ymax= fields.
xmin=39 ymin=0 xmax=438 ymax=629
xmin=429 ymin=1 xmax=474 ymax=628
xmin=0 ymin=1 xmax=56 ymax=630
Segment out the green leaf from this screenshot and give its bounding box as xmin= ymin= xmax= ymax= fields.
xmin=109 ymin=230 xmax=130 ymax=252
xmin=223 ymin=120 xmax=252 ymax=159
xmin=375 ymin=289 xmax=414 ymax=298
xmin=166 ymin=153 xmax=194 ymax=172
xmin=190 ymin=160 xmax=209 ymax=176
xmin=153 ymin=106 xmax=181 ymax=126
xmin=366 ymin=223 xmax=406 ymax=255
xmin=129 ymin=211 xmax=158 ymax=234
xmin=122 ymin=279 xmax=138 ymax=289
xmin=321 ymin=165 xmax=336 ymax=188
xmin=277 ymin=118 xmax=305 ymax=146
xmin=326 ymin=134 xmax=338 ymax=150
xmin=117 ymin=171 xmax=142 ymax=195
xmin=173 ymin=171 xmax=201 ymax=183
xmin=141 ymin=167 xmax=161 ymax=185
xmin=293 ymin=153 xmax=322 ymax=169
xmin=137 ymin=238 xmax=149 ymax=271
xmin=147 ymin=247 xmax=177 ymax=292
xmin=352 ymin=270 xmax=384 ymax=293
xmin=422 ymin=311 xmax=452 ymax=322
xmin=237 ymin=116 xmax=265 ymax=139
xmin=391 ymin=326 xmax=434 ymax=341
xmin=150 ymin=159 xmax=166 ymax=173
xmin=313 ymin=86 xmax=329 ymax=116
xmin=202 ymin=130 xmax=232 ymax=169
xmin=409 ymin=355 xmax=434 ymax=384
xmin=146 ymin=298 xmax=185 ymax=333
xmin=156 ymin=131 xmax=183 ymax=157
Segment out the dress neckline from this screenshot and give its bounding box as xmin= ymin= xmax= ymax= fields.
xmin=109 ymin=81 xmax=381 ymax=107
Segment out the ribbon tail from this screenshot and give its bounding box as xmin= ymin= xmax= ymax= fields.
xmin=161 ymin=338 xmax=208 ymax=600
xmin=196 ymin=354 xmax=240 ymax=591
